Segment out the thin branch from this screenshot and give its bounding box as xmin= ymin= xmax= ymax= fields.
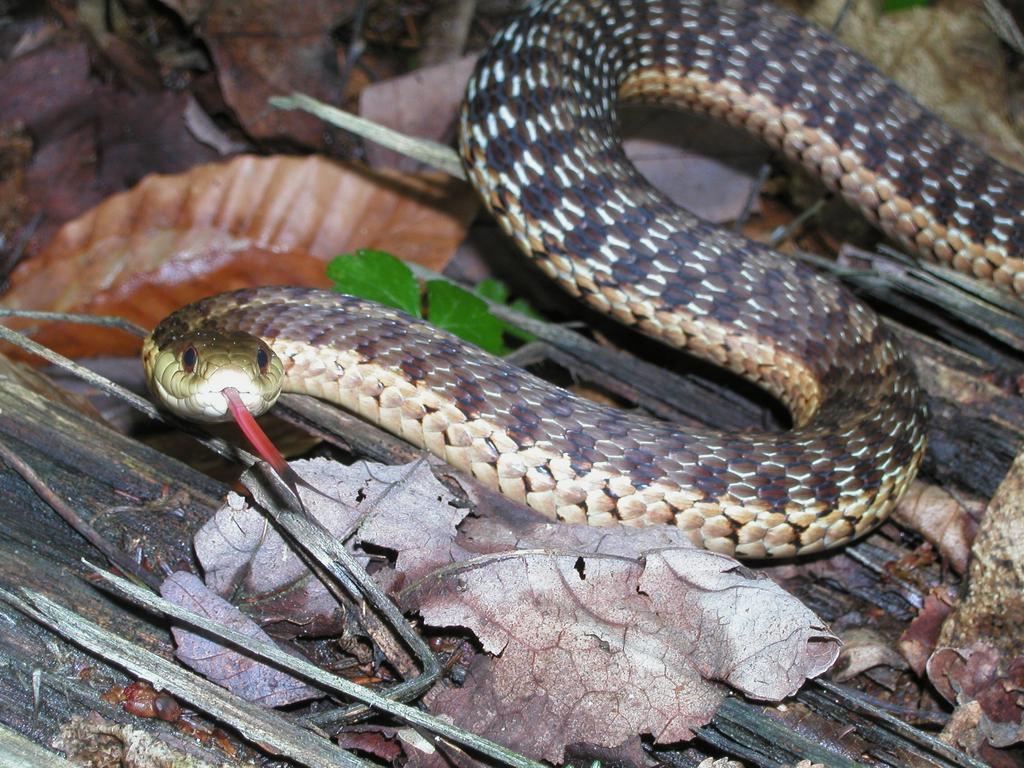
xmin=83 ymin=563 xmax=546 ymax=768
xmin=733 ymin=162 xmax=771 ymax=232
xmin=269 ymin=92 xmax=465 ymax=179
xmin=4 ymin=587 xmax=372 ymax=768
xmin=0 ymin=440 xmax=161 ymax=591
xmin=0 ymin=308 xmax=148 ymax=338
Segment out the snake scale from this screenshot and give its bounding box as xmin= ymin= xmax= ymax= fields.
xmin=144 ymin=0 xmax=1023 ymax=558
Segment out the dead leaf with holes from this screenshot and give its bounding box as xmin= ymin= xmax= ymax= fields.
xmin=407 ymin=542 xmax=838 ymax=761
xmin=194 ymin=458 xmax=468 ymax=637
xmin=185 ymin=458 xmax=838 ymax=760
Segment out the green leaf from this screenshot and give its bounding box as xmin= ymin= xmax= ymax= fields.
xmin=426 ymin=280 xmax=509 ymax=355
xmin=501 ymin=300 xmax=538 ymax=343
xmin=474 ymin=278 xmax=510 ymax=304
xmin=326 ymin=249 xmax=422 ymax=317
xmin=473 ymin=279 xmax=539 ymax=343
xmin=881 ymin=0 xmax=929 ymax=12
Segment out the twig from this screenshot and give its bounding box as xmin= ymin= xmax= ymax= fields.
xmin=0 ymin=212 xmax=42 ymax=287
xmin=733 ymin=162 xmax=771 ymax=232
xmin=984 ymin=0 xmax=1024 ymax=53
xmin=240 ymin=464 xmax=444 ymax=722
xmin=830 ymin=0 xmax=856 ymax=35
xmin=337 ymin=0 xmax=371 ymax=98
xmin=4 ymin=587 xmax=372 ymax=768
xmin=269 ymin=92 xmax=465 ymax=179
xmin=768 ymin=197 xmax=826 ymax=248
xmin=84 ymin=563 xmax=546 ymax=768
xmin=700 ymin=697 xmax=861 ymax=768
xmin=0 ymin=440 xmax=161 ymax=591
xmin=811 ymin=679 xmax=949 ymax=727
xmin=808 ymin=680 xmax=985 ymax=768
xmin=0 ymin=308 xmax=148 ymax=338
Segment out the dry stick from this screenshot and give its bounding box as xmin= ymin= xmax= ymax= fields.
xmin=0 ymin=320 xmax=258 ymax=468
xmin=2 ymin=588 xmax=372 ymax=768
xmin=83 ymin=563 xmax=545 ymax=768
xmin=829 ymin=0 xmax=856 ymax=35
xmin=768 ymin=197 xmax=826 ymax=248
xmin=985 ymin=0 xmax=1024 ymax=53
xmin=337 ymin=0 xmax=370 ymax=99
xmin=875 ymin=244 xmax=1024 ymax=319
xmin=270 ymin=92 xmax=465 ymax=179
xmin=810 ymin=680 xmax=984 ymax=768
xmin=792 ymin=247 xmax=1024 ymax=355
xmin=0 ymin=319 xmax=438 ymax=717
xmin=0 ymin=308 xmax=148 ymax=337
xmin=240 ymin=464 xmax=443 ymax=724
xmin=732 ymin=161 xmax=772 ymax=233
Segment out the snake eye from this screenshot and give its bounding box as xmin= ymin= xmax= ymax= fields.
xmin=182 ymin=346 xmax=198 ymax=373
xmin=256 ymin=346 xmax=270 ymax=375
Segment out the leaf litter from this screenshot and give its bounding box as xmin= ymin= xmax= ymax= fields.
xmin=161 ymin=571 xmax=321 ymax=708
xmin=172 ymin=457 xmax=839 ymax=759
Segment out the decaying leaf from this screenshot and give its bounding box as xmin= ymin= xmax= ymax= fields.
xmin=1 ymin=155 xmax=477 ymax=357
xmin=0 ymin=35 xmax=222 ymax=259
xmin=190 ymin=458 xmax=836 ymax=759
xmin=832 ymin=627 xmax=908 ymax=682
xmin=928 ymin=642 xmax=1024 ymax=751
xmin=899 ymin=588 xmax=955 ymax=676
xmin=160 ymin=571 xmax=320 ymax=707
xmin=195 ymin=458 xmax=467 ymax=635
xmin=160 ymin=0 xmax=355 ymax=148
xmin=892 ymin=481 xmax=976 ymax=573
xmin=409 ymin=544 xmax=837 ymax=761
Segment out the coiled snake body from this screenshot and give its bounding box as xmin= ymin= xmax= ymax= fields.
xmin=145 ymin=0 xmax=1024 ymax=557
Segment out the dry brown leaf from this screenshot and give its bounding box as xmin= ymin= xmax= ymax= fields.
xmin=0 ymin=35 xmax=222 ymax=261
xmin=160 ymin=571 xmax=320 ymax=707
xmin=892 ymin=481 xmax=976 ymax=574
xmin=195 ymin=458 xmax=467 ymax=636
xmin=409 ymin=546 xmax=837 ymax=761
xmin=928 ymin=643 xmax=1024 ymax=751
xmin=831 ymin=627 xmax=908 ymax=682
xmin=898 ymin=588 xmax=956 ymax=676
xmin=161 ymin=0 xmax=355 ymax=148
xmin=192 ymin=458 xmax=836 ymax=759
xmin=2 ymin=154 xmax=477 ymax=358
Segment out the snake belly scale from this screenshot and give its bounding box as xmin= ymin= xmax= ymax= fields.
xmin=145 ymin=0 xmax=1024 ymax=558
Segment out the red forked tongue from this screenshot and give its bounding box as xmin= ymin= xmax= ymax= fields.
xmin=222 ymin=387 xmax=290 ymax=477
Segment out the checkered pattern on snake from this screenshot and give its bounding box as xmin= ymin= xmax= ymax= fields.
xmin=148 ymin=0 xmax=1024 ymax=557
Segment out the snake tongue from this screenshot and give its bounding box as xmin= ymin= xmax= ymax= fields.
xmin=222 ymin=386 xmax=292 ymax=479
xmin=222 ymin=388 xmax=339 ymax=513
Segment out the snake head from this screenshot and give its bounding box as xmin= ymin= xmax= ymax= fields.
xmin=142 ymin=329 xmax=284 ymax=422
